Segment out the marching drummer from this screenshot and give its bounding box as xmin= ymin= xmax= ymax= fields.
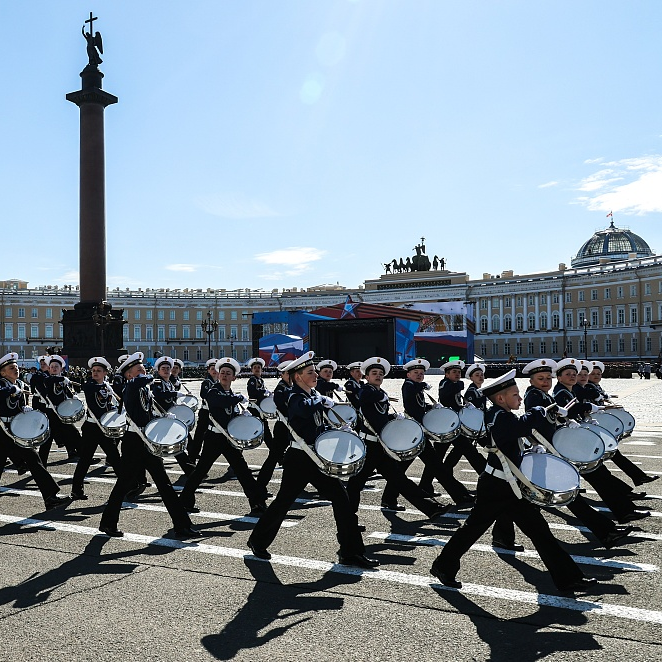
xmin=522 ymin=358 xmax=634 ymax=549
xmin=398 ymin=358 xmax=475 ymax=507
xmin=346 ymin=356 xmax=451 ymax=518
xmin=344 ymin=361 xmax=364 ymax=409
xmin=111 ymin=354 xmax=129 ymax=408
xmin=99 ymin=352 xmax=200 ymax=539
xmin=170 ymin=358 xmax=184 ymax=390
xmin=554 ymin=358 xmax=650 ymax=524
xmin=248 ymin=351 xmax=379 ymax=568
xmin=71 ymin=357 xmax=123 ymax=500
xmin=316 ymin=359 xmax=343 ymax=397
xmin=464 ymin=363 xmax=487 ymax=409
xmin=29 ymin=355 xmax=50 ymax=414
xmin=431 ymin=369 xmax=600 ymax=593
xmin=189 ymin=358 xmax=217 ymax=463
xmin=37 ymin=355 xmax=82 ymax=465
xmin=179 ymin=357 xmax=269 ymax=517
xmin=0 ymin=352 xmax=71 ymax=510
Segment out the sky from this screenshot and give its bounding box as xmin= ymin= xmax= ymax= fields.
xmin=1 ymin=1 xmax=661 ymax=293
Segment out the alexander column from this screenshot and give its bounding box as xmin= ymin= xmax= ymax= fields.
xmin=62 ymin=13 xmax=125 ymax=365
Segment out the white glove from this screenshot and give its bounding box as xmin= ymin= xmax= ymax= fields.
xmin=380 ymin=393 xmax=389 ymax=402
xmin=432 ymin=403 xmax=443 ymax=409
xmin=339 ymin=423 xmax=353 ymax=433
xmin=322 ymin=396 xmax=335 ymax=409
xmin=9 ymin=385 xmax=21 ymax=396
xmin=423 ymin=383 xmax=431 ymax=391
xmin=241 ymin=409 xmax=252 ymax=417
xmin=22 ymin=406 xmax=33 ymax=413
xmin=395 ymin=412 xmax=405 ymax=420
xmin=336 ymin=385 xmax=345 ymax=392
xmin=311 ymin=395 xmax=323 ymax=405
xmin=567 ymin=419 xmax=581 ymax=429
xmin=590 ymin=404 xmax=605 ymax=413
xmin=238 ymin=394 xmax=248 ymax=403
xmin=465 ymin=402 xmax=477 ymax=410
xmin=62 ymin=377 xmax=71 ymax=385
xmin=165 ymin=412 xmax=177 ymax=420
xmin=263 ymin=390 xmax=272 ymax=397
xmin=533 ymin=445 xmax=546 ymax=454
xmin=556 ymin=406 xmax=569 ymax=418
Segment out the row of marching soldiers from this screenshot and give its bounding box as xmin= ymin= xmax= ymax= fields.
xmin=0 ymin=349 xmax=656 ymax=590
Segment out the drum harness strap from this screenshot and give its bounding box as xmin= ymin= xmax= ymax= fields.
xmin=359 ymin=413 xmax=405 ymax=463
xmin=484 ymin=445 xmax=546 ymax=502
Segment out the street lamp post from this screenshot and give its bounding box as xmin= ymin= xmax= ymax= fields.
xmin=229 ymin=333 xmax=237 ymax=360
xmin=200 ymin=311 xmax=218 ymax=360
xmin=581 ymin=318 xmax=591 ymax=360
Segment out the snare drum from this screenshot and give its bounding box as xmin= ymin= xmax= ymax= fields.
xmin=168 ymin=404 xmax=196 ymax=431
xmin=458 ymin=407 xmax=486 ymax=440
xmin=226 ymin=415 xmax=264 ymax=450
xmin=579 ymin=422 xmax=618 ymax=460
xmin=143 ymin=417 xmax=189 ymax=456
xmin=552 ymin=426 xmax=605 ymax=474
xmin=518 ymin=452 xmax=580 ymax=507
xmin=590 ymin=411 xmax=624 ymax=441
xmin=9 ymin=410 xmax=50 ymax=449
xmin=56 ymin=397 xmax=86 ymax=424
xmin=257 ymin=395 xmax=278 ymax=419
xmin=175 ymin=393 xmax=199 ymax=412
xmin=380 ymin=417 xmax=425 ymax=461
xmin=326 ymin=403 xmax=358 ymax=429
xmin=605 ymin=409 xmax=635 ymax=438
xmin=98 ymin=410 xmax=127 ymax=438
xmin=314 ymin=429 xmax=366 ymax=477
xmin=421 ymin=407 xmax=460 ymax=443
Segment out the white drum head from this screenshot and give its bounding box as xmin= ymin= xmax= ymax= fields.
xmin=99 ymin=410 xmax=126 ymax=428
xmin=553 ymin=427 xmax=605 ymax=463
xmin=144 ymin=417 xmax=188 ymax=445
xmin=57 ymin=398 xmax=84 ymax=417
xmin=580 ymin=423 xmax=618 ymax=453
xmin=520 ymin=453 xmax=580 ymax=492
xmin=168 ymin=404 xmax=196 ymax=428
xmin=607 ymin=409 xmax=635 ymax=434
xmin=259 ymin=396 xmax=278 ymax=415
xmin=315 ymin=430 xmax=365 ymax=464
xmin=11 ymin=410 xmax=49 ymax=440
xmin=592 ymin=411 xmax=624 ymax=440
xmin=227 ymin=415 xmax=264 ymax=441
xmin=422 ymin=408 xmax=460 ymax=435
xmin=381 ymin=418 xmax=424 ymax=452
xmin=326 ymin=404 xmax=358 ymax=427
xmin=458 ymin=407 xmax=485 ymax=432
xmin=176 ymin=394 xmax=199 ymax=410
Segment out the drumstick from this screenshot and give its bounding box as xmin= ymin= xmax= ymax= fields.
xmin=331 ymin=389 xmax=350 ymax=404
xmin=324 ymin=409 xmax=350 ymax=427
xmin=424 ymin=391 xmax=438 ymax=405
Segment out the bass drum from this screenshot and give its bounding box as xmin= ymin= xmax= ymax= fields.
xmin=314 ymin=429 xmax=366 ymax=477
xmin=421 ymin=407 xmax=460 ymax=443
xmin=257 ymin=396 xmax=278 ymax=420
xmin=326 ymin=403 xmax=358 ymax=429
xmin=226 ymin=415 xmax=264 ymax=450
xmin=56 ymin=397 xmax=86 ymax=423
xmin=380 ymin=417 xmax=425 ymax=461
xmin=519 ymin=452 xmax=580 ymax=507
xmin=590 ymin=411 xmax=624 ymax=441
xmin=458 ymin=407 xmax=486 ymax=440
xmin=98 ymin=410 xmax=127 ymax=438
xmin=579 ymin=422 xmax=618 ymax=461
xmin=176 ymin=393 xmax=199 ymax=412
xmin=552 ymin=426 xmax=605 ymax=474
xmin=143 ymin=417 xmax=189 ymax=457
xmin=601 ymin=409 xmax=635 ymax=439
xmin=10 ymin=410 xmax=50 ymax=449
xmin=168 ymin=404 xmax=196 ymax=431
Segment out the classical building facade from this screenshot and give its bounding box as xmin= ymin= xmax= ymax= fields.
xmin=2 ymin=224 xmax=661 ymax=365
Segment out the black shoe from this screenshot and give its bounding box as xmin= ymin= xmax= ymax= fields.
xmin=15 ymin=462 xmax=28 ymax=475
xmin=185 ymin=505 xmax=200 ymax=514
xmin=601 ymin=528 xmax=633 ymax=550
xmin=492 ymin=539 xmax=525 ymax=552
xmin=618 ymin=510 xmax=651 ymax=524
xmin=338 ymin=554 xmax=380 ymax=569
xmin=380 ymin=502 xmax=406 ymax=511
xmin=248 ymin=503 xmax=267 ymax=517
xmin=67 ymin=455 xmax=80 ymax=463
xmin=125 ymin=483 xmax=147 ymax=500
xmin=247 ymin=538 xmax=271 ymax=560
xmin=627 ymin=491 xmax=647 ymax=500
xmin=172 ymin=527 xmax=203 ymax=539
xmin=430 ymin=564 xmax=462 ymax=589
xmin=70 ymin=491 xmax=88 ymax=501
xmin=428 ymin=505 xmax=452 ymax=522
xmin=635 ymin=475 xmax=659 ymax=485
xmin=558 ymin=576 xmax=599 ymax=592
xmin=357 ymin=524 xmax=366 ymax=532
xmin=420 ymin=486 xmax=441 ymax=497
xmin=44 ymin=495 xmax=71 ymax=510
xmin=99 ymin=525 xmax=124 ymax=537
xmin=578 ymin=488 xmax=587 ymax=494
xmin=455 ymin=498 xmax=476 ymax=510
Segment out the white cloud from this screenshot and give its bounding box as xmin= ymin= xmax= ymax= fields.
xmin=255 ymin=247 xmax=326 ymax=280
xmin=54 ymin=270 xmax=79 ymax=284
xmin=196 ymin=192 xmax=281 ymax=219
xmin=166 ymin=264 xmax=197 ymax=272
xmin=575 ymin=155 xmax=662 ymax=214
xmin=538 ymin=181 xmax=559 ymax=188
xmin=583 ymin=157 xmax=604 ymax=164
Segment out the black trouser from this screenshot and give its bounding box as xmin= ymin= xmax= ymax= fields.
xmin=188 ymin=408 xmax=209 ymax=462
xmin=100 ymin=432 xmax=191 ymax=531
xmin=180 ymin=429 xmax=268 ymax=510
xmin=582 ymin=464 xmax=636 ymax=520
xmin=39 ymin=411 xmax=81 ymax=464
xmin=256 ymin=419 xmax=289 ymax=489
xmin=0 ymin=428 xmax=61 ymax=503
xmin=347 ymin=441 xmax=443 ymax=516
xmin=250 ymin=445 xmax=364 ymax=557
xmin=71 ymin=421 xmax=122 ymax=494
xmin=433 ymin=473 xmax=584 ymax=589
xmin=609 ymin=449 xmax=651 ymax=485
xmin=420 ymin=436 xmax=486 ymax=490
xmin=382 ymin=438 xmax=473 ymax=505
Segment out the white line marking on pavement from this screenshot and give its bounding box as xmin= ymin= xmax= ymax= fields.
xmin=367 ymin=532 xmax=658 ymax=572
xmin=1 ymin=513 xmax=662 ymax=625
xmin=622 ymin=441 xmax=657 ymax=446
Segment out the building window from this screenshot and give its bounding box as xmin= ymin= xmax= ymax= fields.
xmin=504 ymin=342 xmax=510 ymax=355
xmin=565 ymin=312 xmax=572 ymax=329
xmin=645 ymin=306 xmax=652 ymax=323
xmin=169 ymin=325 xmax=177 ymax=339
xmin=182 ymin=325 xmax=190 ymax=339
xmin=604 ymin=288 xmax=611 ymax=300
xmin=491 ymin=315 xmax=500 ymax=332
xmin=183 ymin=310 xmax=189 ymax=321
xmin=480 ymin=344 xmax=487 ymax=357
xmin=553 ymin=293 xmax=559 ymax=304
xmin=243 ymin=348 xmax=249 ymax=360
xmin=527 ymin=341 xmax=534 ymax=354
xmin=618 ymin=338 xmax=625 ymax=352
xmin=18 ymin=308 xmax=25 ymax=318
xmin=123 ymin=326 xmax=129 ymax=341
xmin=551 ymin=312 xmax=560 ymax=329
xmin=591 ymin=311 xmax=599 ymax=326
xmin=158 ymin=326 xmax=165 ymax=341
xmin=195 ymin=326 xmax=203 ymax=339
xmin=45 ymin=324 xmax=53 ymax=339
xmin=31 ymin=308 xmax=38 ymax=318
xmin=591 ymin=289 xmax=598 ymax=301
xmin=632 ymin=337 xmax=638 ymax=352
xmin=4 ymin=308 xmax=11 ymax=318
xmin=515 ymin=315 xmax=524 ymax=331
xmin=591 ymin=339 xmax=599 ymax=354
xmin=489 ymin=342 xmax=497 ymax=357
xmin=527 ymin=313 xmax=535 ymax=331
xmin=579 ymin=291 xmax=585 ymax=302
xmin=551 ymin=341 xmax=558 ymax=354
xmin=183 ymin=350 xmax=189 ymax=361
xmin=46 ymin=308 xmax=53 ymax=319
xmin=480 ymin=299 xmax=487 ymax=310
xmin=122 ymin=310 xmax=128 ymax=320
xmin=604 ymin=309 xmax=612 ymax=326
xmin=605 ymin=339 xmax=612 ymax=353
xmin=217 ymin=310 xmax=225 ymax=320
xmin=565 ymin=293 xmax=572 ymax=303
xmin=504 ymin=314 xmax=512 ymax=331
xmin=566 ymin=340 xmax=573 ymax=354
xmin=241 ymin=326 xmax=249 ymax=341
xmin=504 ymin=297 xmax=511 ymax=307
xmin=17 ymin=324 xmax=25 ymax=340
xmin=646 ymin=337 xmax=652 ymax=352
xmin=134 ymin=309 xmax=141 ymax=320
xmin=645 ymin=283 xmax=651 ymax=295
xmin=630 ymin=308 xmax=638 ymax=324
xmin=218 ymin=327 xmax=226 ymax=340
xmin=516 ymin=296 xmax=522 ymax=307
xmin=578 ymin=311 xmax=586 ymax=325
xmin=146 ymin=310 xmax=153 ymax=320
xmin=540 ymin=341 xmax=546 ymax=354
xmin=579 ymin=340 xmax=586 ymax=355
xmin=133 ymin=325 xmax=141 ymax=341
xmin=617 ymin=308 xmax=625 ymax=326
xmin=516 ymin=342 xmax=522 ymax=355
xmin=617 ymin=286 xmax=623 ymax=299
xmin=196 ymin=311 xmax=203 ymax=321
xmin=169 ymin=310 xmax=176 ymax=320
xmin=630 ymin=285 xmax=637 ymax=297
xmin=540 ymin=294 xmax=546 ymax=305
xmin=196 ymin=349 xmax=202 ymax=361
xmin=30 ymin=324 xmax=38 ymax=338
xmin=146 ymin=326 xmax=153 ymax=341
xmin=528 ymin=295 xmax=534 ymax=306
xmin=231 ymin=311 xmax=238 ymax=321
xmin=158 ymin=310 xmax=165 ymax=320
xmin=230 ymin=325 xmax=238 ymax=340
